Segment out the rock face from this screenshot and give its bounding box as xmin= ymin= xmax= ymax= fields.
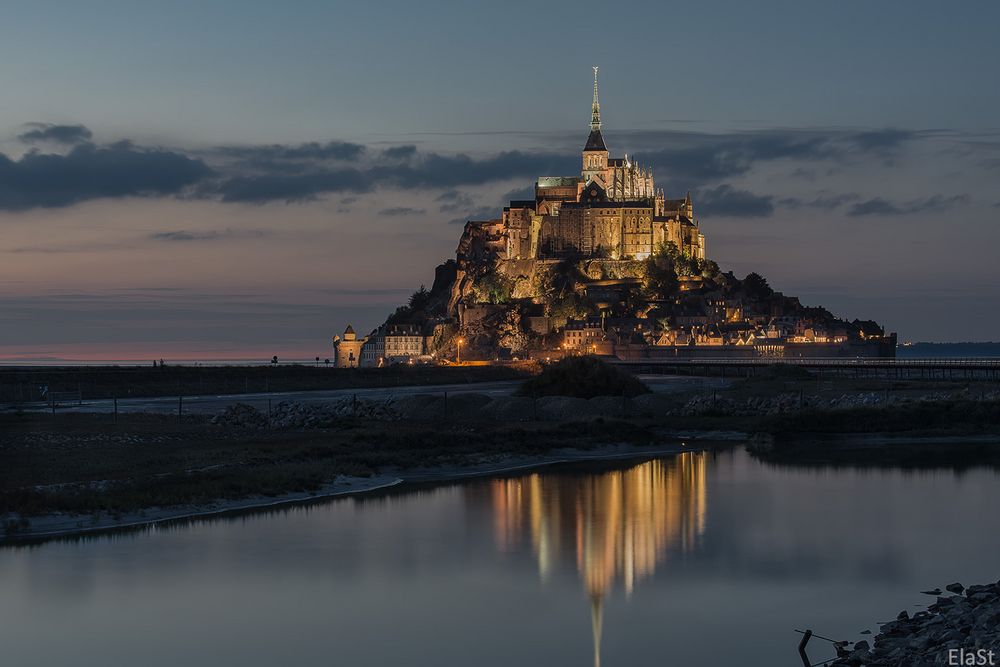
xmin=828 ymin=580 xmax=1000 ymax=666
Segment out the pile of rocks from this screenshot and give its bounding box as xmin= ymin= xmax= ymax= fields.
xmin=826 ymin=392 xmax=888 ymax=409
xmin=210 ymin=398 xmax=398 ymax=430
xmin=679 ymin=392 xmax=820 ymax=417
xmin=210 ymin=403 xmax=269 ymax=429
xmin=829 ymin=581 xmax=1000 ymax=666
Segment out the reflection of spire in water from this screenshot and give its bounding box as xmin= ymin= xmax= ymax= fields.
xmin=591 ymin=594 xmax=602 ymax=667
xmin=487 ymin=453 xmax=708 ymax=666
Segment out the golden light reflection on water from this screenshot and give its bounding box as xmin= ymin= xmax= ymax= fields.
xmin=487 ymin=453 xmax=708 ymax=666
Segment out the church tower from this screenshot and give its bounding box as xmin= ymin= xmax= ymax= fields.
xmin=581 ymin=66 xmax=609 ymax=187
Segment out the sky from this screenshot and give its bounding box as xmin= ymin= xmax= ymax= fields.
xmin=1 ymin=0 xmax=999 ymax=360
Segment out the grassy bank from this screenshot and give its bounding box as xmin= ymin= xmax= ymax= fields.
xmin=0 ymin=363 xmax=534 ymax=402
xmin=0 ymin=411 xmax=659 ymax=523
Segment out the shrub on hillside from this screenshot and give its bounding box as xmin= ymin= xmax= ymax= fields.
xmin=517 ymin=357 xmax=651 ymax=399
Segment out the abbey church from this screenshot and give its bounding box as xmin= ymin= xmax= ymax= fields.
xmin=491 ymin=67 xmax=706 ymax=263
xmin=337 ymin=68 xmax=895 ymax=366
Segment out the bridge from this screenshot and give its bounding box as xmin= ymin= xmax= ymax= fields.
xmin=611 ymin=357 xmax=1000 ymax=382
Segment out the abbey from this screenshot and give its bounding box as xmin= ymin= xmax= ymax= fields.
xmin=335 ymin=67 xmax=894 ymax=366
xmin=491 ymin=67 xmax=705 ymax=263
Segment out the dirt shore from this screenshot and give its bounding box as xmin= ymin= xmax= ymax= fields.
xmin=2 ymin=442 xmax=706 ymax=544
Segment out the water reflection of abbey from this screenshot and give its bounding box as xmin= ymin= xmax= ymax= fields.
xmin=486 ymin=453 xmax=708 ymax=666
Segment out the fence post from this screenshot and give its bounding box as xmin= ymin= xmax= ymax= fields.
xmin=797 ymin=629 xmax=813 ymax=667
xmin=178 ymin=396 xmax=183 ymax=421
xmin=114 ymin=396 xmax=118 ymax=425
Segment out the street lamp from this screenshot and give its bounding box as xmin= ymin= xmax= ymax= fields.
xmin=457 ymin=337 xmax=464 ymax=364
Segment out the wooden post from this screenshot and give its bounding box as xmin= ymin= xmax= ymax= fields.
xmin=178 ymin=396 xmax=183 ymax=421
xmin=797 ymin=630 xmax=813 ymax=667
xmin=114 ymin=396 xmax=118 ymax=425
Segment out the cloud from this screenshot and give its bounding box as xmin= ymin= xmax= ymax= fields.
xmin=0 ymin=123 xmax=946 ymax=212
xmin=17 ymin=122 xmax=93 ymax=145
xmin=447 ymin=205 xmax=499 ymax=225
xmin=628 ymin=128 xmax=920 ymax=192
xmin=500 ymin=185 xmax=535 ymax=202
xmin=149 ymin=228 xmax=271 ymax=241
xmin=778 ymin=193 xmax=860 ymax=210
xmin=847 ymin=194 xmax=968 ymax=217
xmin=215 ymin=140 xmax=365 ymax=162
xmin=382 ymin=145 xmax=417 ymax=160
xmin=694 ymin=184 xmax=774 ymax=218
xmin=213 ymin=168 xmax=373 ymax=203
xmin=0 ymin=141 xmax=212 ymax=211
xmin=210 ymin=149 xmax=572 ymax=204
xmin=435 ymin=189 xmax=475 ymax=212
xmin=377 ymin=207 xmax=425 ymax=217
xmin=319 ymin=287 xmax=413 ymax=296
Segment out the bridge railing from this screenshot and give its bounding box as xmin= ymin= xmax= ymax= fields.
xmin=614 ymin=357 xmax=1000 ymax=367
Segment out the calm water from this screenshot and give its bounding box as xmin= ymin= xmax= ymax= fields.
xmin=3 ymin=448 xmax=1000 ymax=666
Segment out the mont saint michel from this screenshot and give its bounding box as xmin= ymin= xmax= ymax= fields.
xmin=336 ymin=69 xmax=895 ymax=368
xmin=4 ymin=6 xmax=1000 ymax=667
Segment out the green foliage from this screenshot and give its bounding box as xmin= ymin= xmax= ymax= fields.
xmin=473 ymin=269 xmax=514 ymax=304
xmin=643 ymin=243 xmax=680 ymax=298
xmin=517 ymin=357 xmax=651 ymax=399
xmin=388 ymin=285 xmax=434 ymax=324
xmin=700 ymin=260 xmax=721 ymax=280
xmin=743 ymin=272 xmax=773 ymax=299
xmin=408 ymin=285 xmax=431 ymax=311
xmin=547 ymin=292 xmax=593 ymax=325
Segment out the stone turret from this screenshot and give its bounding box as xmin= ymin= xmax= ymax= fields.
xmin=332 ymin=325 xmax=366 ymax=368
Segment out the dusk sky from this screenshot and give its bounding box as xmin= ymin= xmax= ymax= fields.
xmin=2 ymin=0 xmax=999 ymax=360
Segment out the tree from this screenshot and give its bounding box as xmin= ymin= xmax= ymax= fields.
xmin=548 ymin=292 xmax=592 ymax=326
xmin=408 ymin=285 xmax=431 ymax=312
xmin=644 ymin=243 xmax=680 ymax=298
xmin=473 ymin=269 xmax=514 ymax=304
xmin=743 ymin=272 xmax=774 ymax=300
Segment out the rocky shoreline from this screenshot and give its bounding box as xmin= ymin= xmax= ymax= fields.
xmin=827 ymin=581 xmax=1000 ymax=666
xmin=209 ymin=387 xmax=1000 ymax=430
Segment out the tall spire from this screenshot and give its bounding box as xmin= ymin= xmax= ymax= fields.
xmin=590 ymin=66 xmax=601 ymax=131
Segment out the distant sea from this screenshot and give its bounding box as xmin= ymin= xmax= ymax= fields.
xmin=1 ymin=345 xmax=999 ymax=368
xmin=0 ymin=358 xmax=324 ymax=368
xmin=896 ymin=342 xmax=1000 ymax=358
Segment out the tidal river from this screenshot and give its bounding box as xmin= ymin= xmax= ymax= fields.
xmin=3 ymin=448 xmax=1000 ymax=666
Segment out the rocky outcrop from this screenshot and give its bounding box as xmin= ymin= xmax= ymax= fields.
xmin=828 ymin=581 xmax=1000 ymax=666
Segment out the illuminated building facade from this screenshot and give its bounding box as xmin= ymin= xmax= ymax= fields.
xmin=475 ymin=67 xmax=706 ymax=264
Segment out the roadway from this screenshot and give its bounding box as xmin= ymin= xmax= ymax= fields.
xmin=9 ymin=375 xmax=727 ymax=415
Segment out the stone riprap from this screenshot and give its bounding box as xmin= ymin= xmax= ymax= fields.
xmin=827 ymin=581 xmax=1000 ymax=666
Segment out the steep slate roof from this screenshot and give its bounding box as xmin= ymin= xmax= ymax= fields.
xmin=583 ymin=128 xmax=607 ymax=152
